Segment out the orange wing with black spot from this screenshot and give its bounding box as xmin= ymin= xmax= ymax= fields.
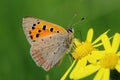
xmin=22 ymin=17 xmax=68 ymax=44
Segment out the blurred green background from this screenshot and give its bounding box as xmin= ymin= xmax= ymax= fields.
xmin=0 ymin=0 xmax=120 ymax=80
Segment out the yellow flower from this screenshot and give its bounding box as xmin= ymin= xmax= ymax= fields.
xmin=69 ymin=33 xmax=120 ymax=80
xmin=61 ymin=28 xmax=109 ymax=80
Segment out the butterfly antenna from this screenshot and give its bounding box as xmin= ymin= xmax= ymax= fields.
xmin=72 ymin=17 xmax=85 ymax=27
xmin=66 ymin=13 xmax=78 ymax=28
xmin=72 ymin=17 xmax=85 ymax=41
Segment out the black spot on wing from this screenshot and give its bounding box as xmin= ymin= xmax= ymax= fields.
xmin=38 ymin=30 xmax=41 ymax=32
xmin=30 ymin=35 xmax=33 ymax=39
xmin=37 ymin=22 xmax=40 ymax=24
xmin=33 ymin=24 xmax=36 ymax=26
xmin=57 ymin=31 xmax=60 ymax=33
xmin=32 ymin=26 xmax=35 ymax=29
xmin=50 ymin=28 xmax=54 ymax=32
xmin=41 ymin=39 xmax=44 ymax=41
xmin=29 ymin=31 xmax=31 ymax=34
xmin=36 ymin=34 xmax=39 ymax=38
xmin=49 ymin=36 xmax=52 ymax=39
xmin=42 ymin=25 xmax=46 ymax=30
xmin=54 ymin=52 xmax=56 ymax=54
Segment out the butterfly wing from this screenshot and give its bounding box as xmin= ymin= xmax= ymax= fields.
xmin=22 ymin=17 xmax=68 ymax=44
xmin=30 ymin=33 xmax=73 ymax=71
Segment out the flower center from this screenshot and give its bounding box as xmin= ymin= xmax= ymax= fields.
xmin=72 ymin=41 xmax=94 ymax=59
xmin=100 ymin=53 xmax=118 ymax=69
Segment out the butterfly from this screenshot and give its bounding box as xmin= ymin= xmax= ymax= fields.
xmin=22 ymin=17 xmax=74 ymax=71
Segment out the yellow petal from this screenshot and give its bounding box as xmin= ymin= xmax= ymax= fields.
xmin=111 ymin=33 xmax=120 ymax=53
xmin=101 ymin=34 xmax=112 ymax=52
xmin=70 ymin=57 xmax=87 ymax=79
xmin=115 ymin=64 xmax=120 ymax=72
xmin=86 ymin=28 xmax=93 ymax=43
xmin=117 ymin=52 xmax=120 ymax=56
xmin=93 ymin=43 xmax=103 ymax=48
xmin=91 ymin=51 xmax=106 ymax=60
xmin=93 ymin=68 xmax=104 ymax=80
xmin=92 ymin=29 xmax=110 ymax=45
xmin=87 ymin=54 xmax=97 ymax=64
xmin=117 ymin=59 xmax=120 ymax=64
xmin=102 ymin=68 xmax=110 ymax=80
xmin=73 ymin=38 xmax=81 ymax=47
xmin=88 ymin=51 xmax=106 ymax=64
xmin=60 ymin=60 xmax=76 ymax=80
xmin=71 ymin=64 xmax=100 ymax=79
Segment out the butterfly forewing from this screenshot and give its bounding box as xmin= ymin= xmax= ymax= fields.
xmin=23 ymin=17 xmax=68 ymax=44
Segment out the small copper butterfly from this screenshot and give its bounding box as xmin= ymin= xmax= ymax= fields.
xmin=22 ymin=17 xmax=74 ymax=71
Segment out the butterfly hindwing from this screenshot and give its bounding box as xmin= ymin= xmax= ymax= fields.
xmin=30 ymin=33 xmax=71 ymax=71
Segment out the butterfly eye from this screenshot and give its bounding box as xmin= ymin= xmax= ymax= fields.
xmin=67 ymin=28 xmax=74 ymax=33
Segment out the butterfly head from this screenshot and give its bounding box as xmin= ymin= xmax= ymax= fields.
xmin=67 ymin=27 xmax=74 ymax=33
